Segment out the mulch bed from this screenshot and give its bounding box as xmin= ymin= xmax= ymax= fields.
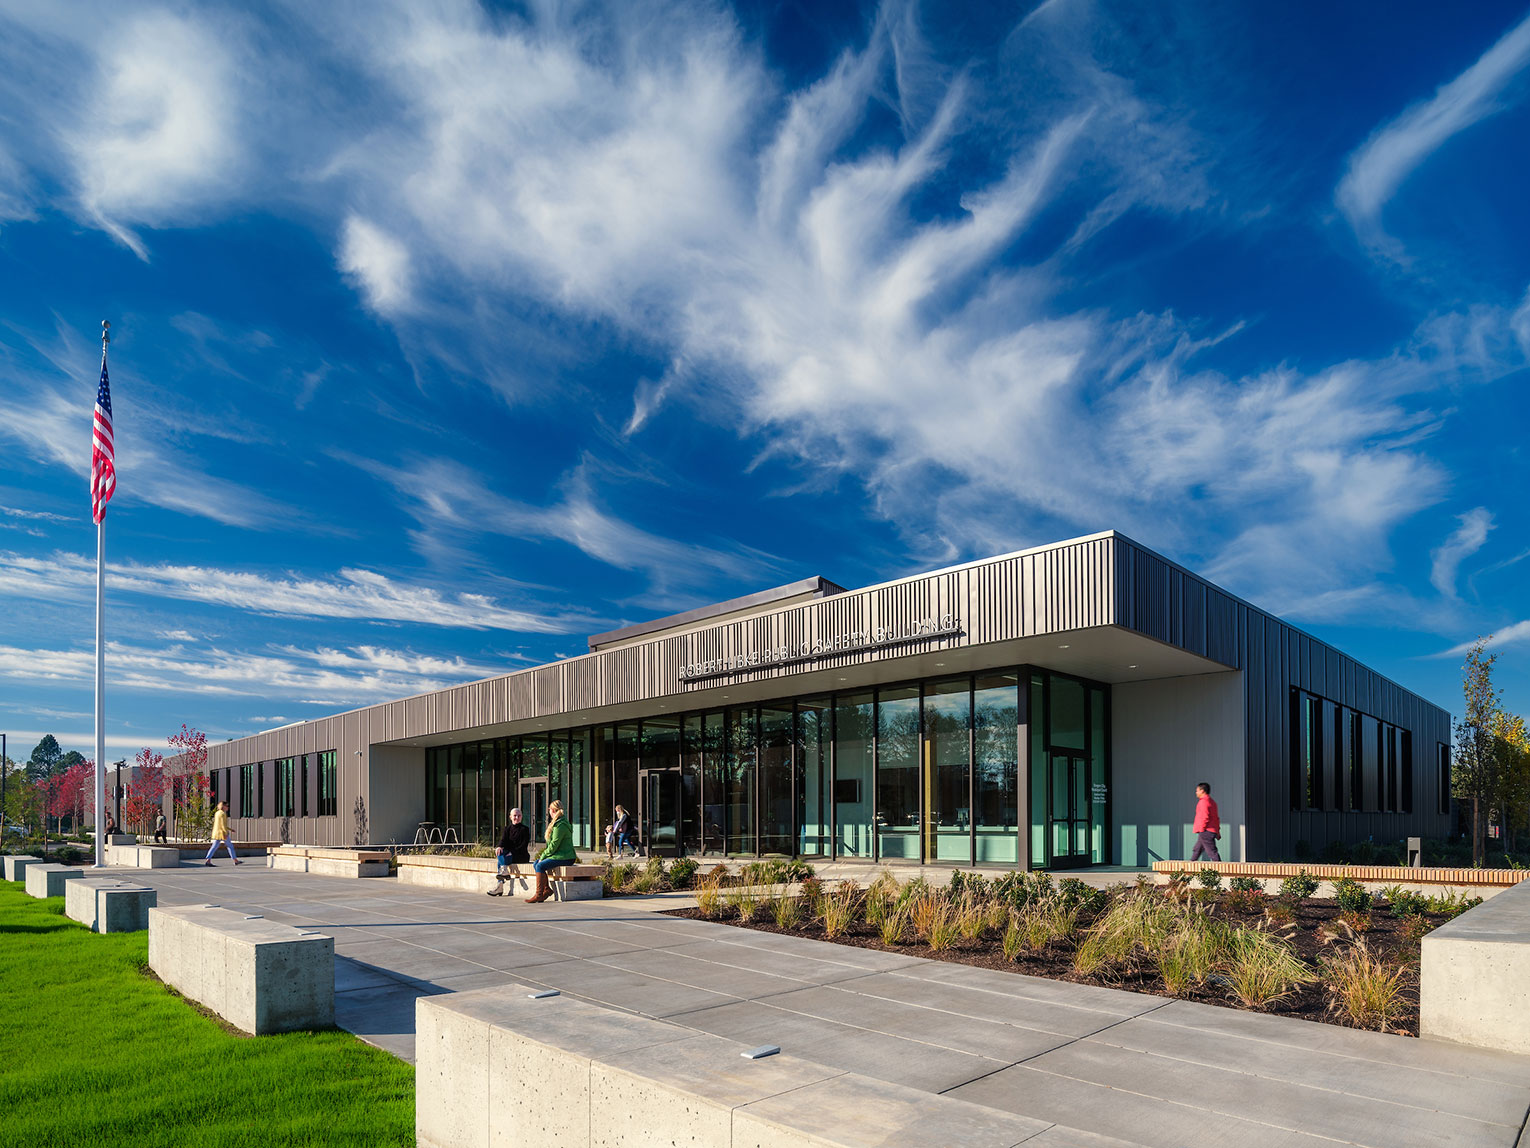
xmin=665 ymin=893 xmax=1450 ymax=1036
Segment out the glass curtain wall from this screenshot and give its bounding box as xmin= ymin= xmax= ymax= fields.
xmin=798 ymin=698 xmax=831 ymax=856
xmin=834 ymin=693 xmax=874 ymax=857
xmin=877 ymin=685 xmax=921 ymax=859
xmin=973 ymin=672 xmax=1019 ymax=864
xmin=924 ymin=678 xmax=972 ymax=863
xmin=759 ymin=704 xmax=795 ymax=855
xmin=422 ymin=664 xmax=1106 ymax=868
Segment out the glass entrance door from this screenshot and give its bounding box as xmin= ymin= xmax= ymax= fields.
xmin=639 ymin=768 xmax=683 ymax=856
xmin=518 ymin=776 xmax=549 ymax=846
xmin=1048 ymin=752 xmax=1090 ymax=868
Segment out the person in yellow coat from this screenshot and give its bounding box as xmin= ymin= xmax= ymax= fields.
xmin=203 ymin=800 xmax=242 ymax=866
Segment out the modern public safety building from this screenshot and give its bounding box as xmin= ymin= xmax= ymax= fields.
xmin=193 ymin=531 xmax=1453 ymax=868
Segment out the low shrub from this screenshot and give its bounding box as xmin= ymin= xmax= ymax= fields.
xmin=630 ymin=872 xmax=658 ymax=894
xmin=1279 ymin=870 xmax=1320 ymax=902
xmin=1425 ymin=891 xmax=1483 ymax=919
xmin=1055 ymin=877 xmax=1108 ymax=914
xmin=1323 ymin=943 xmax=1409 ymax=1031
xmin=1331 ymin=876 xmax=1373 ymax=914
xmin=1195 ymin=868 xmax=1223 ymax=891
xmin=1399 ymin=913 xmax=1433 ymax=945
xmin=609 ymin=861 xmax=639 ymax=891
xmin=1263 ymin=900 xmax=1294 ymax=927
xmin=705 ymin=863 xmax=731 ymax=884
xmin=1337 ymin=908 xmax=1372 ymax=933
xmin=1228 ymin=876 xmax=1264 ymax=893
xmin=668 ymin=856 xmax=700 ymax=890
xmin=1223 ymin=888 xmax=1264 ymax=914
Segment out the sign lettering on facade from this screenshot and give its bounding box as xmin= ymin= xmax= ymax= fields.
xmin=679 ymin=615 xmax=963 ymax=683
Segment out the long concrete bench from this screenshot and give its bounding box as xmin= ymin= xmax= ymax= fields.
xmin=417 ymin=984 xmax=1058 ymax=1148
xmin=3 ymin=854 xmax=42 ymax=882
xmin=105 ymin=843 xmax=183 ymax=868
xmin=148 ymin=905 xmax=334 ymax=1034
xmin=1421 ymin=876 xmax=1530 ymax=1054
xmin=1153 ymin=858 xmax=1528 ymax=889
xmin=268 ymin=845 xmax=391 ymax=878
xmin=398 ymin=855 xmax=604 ymax=900
xmin=65 ymin=878 xmax=156 ymax=932
xmin=25 ymin=862 xmax=87 ymax=898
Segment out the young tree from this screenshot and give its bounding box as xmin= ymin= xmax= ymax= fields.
xmin=1453 ymin=639 xmax=1502 ymax=866
xmin=167 ymin=726 xmax=212 ymax=840
xmin=123 ymin=746 xmax=167 ymax=836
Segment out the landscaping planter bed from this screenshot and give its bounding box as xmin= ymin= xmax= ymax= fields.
xmin=664 ymin=872 xmax=1479 ymax=1037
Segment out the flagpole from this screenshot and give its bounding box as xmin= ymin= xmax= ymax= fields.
xmin=93 ymin=320 xmax=109 ymax=868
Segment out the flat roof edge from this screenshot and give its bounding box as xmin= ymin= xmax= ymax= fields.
xmin=588 ymin=575 xmax=847 ymax=650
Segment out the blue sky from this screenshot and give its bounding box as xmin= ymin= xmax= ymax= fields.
xmin=0 ymin=0 xmax=1527 ymax=763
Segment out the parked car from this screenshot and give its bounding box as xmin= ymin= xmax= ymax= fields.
xmin=4 ymin=824 xmax=29 ymax=837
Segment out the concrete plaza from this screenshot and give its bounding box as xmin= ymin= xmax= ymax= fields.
xmin=122 ymin=864 xmax=1530 ymax=1148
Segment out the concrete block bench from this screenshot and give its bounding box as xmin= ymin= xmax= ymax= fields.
xmin=269 ymin=846 xmax=391 ymax=878
xmin=25 ymin=862 xmax=87 ymax=898
xmin=105 ymin=843 xmax=183 ymax=868
xmin=65 ymin=879 xmax=156 ymax=932
xmin=416 ymin=984 xmax=1059 ymax=1148
xmin=148 ymin=905 xmax=334 ymax=1034
xmin=4 ymin=854 xmax=42 ymax=882
xmin=1421 ymin=877 xmax=1530 ymax=1054
xmin=398 ymin=854 xmax=603 ymax=899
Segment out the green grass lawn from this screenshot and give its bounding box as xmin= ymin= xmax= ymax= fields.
xmin=0 ymin=881 xmax=414 ymax=1147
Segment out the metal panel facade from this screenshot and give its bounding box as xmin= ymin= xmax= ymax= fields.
xmin=190 ymin=531 xmax=1450 ymax=856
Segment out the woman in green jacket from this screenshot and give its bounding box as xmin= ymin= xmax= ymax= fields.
xmin=525 ymin=800 xmax=577 ymax=903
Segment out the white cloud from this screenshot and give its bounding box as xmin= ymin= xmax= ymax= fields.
xmin=67 ymin=10 xmax=243 ymax=257
xmin=352 ymin=455 xmax=767 ymax=592
xmin=339 ymin=215 xmax=413 ymax=314
xmin=1430 ymin=508 xmax=1495 ymax=598
xmin=1337 ymin=10 xmax=1530 ymax=253
xmin=0 ymin=550 xmax=590 ymax=634
xmin=0 ymin=638 xmax=505 ymax=708
xmin=1440 ymin=621 xmax=1530 ymax=659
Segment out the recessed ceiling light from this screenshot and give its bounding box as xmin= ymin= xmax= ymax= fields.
xmin=1058 ymin=644 xmax=1070 ymax=649
xmin=1128 ymin=665 xmax=1137 ymax=669
xmin=934 ymin=662 xmax=945 ymax=667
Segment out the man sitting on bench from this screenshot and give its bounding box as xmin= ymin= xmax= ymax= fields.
xmin=488 ymin=807 xmax=531 ymax=896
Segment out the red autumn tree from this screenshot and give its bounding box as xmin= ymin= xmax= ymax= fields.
xmin=51 ymin=759 xmax=94 ymax=833
xmin=167 ymin=725 xmax=213 ymax=840
xmin=123 ymin=746 xmax=167 ymax=835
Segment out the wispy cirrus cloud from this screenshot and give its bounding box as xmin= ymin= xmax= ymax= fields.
xmin=1439 ymin=621 xmax=1530 ymax=659
xmin=0 ymin=550 xmax=590 ymax=634
xmin=1337 ymin=9 xmax=1530 ymax=255
xmin=351 ymin=454 xmax=770 ymax=594
xmin=1430 ymin=508 xmax=1495 ymax=598
xmin=0 ymin=638 xmax=503 ymax=709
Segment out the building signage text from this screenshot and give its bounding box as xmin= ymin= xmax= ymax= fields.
xmin=679 ymin=615 xmax=964 ymax=683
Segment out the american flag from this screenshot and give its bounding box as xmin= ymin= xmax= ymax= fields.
xmin=91 ymin=356 xmax=115 ymax=524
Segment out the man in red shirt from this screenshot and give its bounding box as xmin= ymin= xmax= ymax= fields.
xmin=1191 ymin=782 xmax=1221 ymax=862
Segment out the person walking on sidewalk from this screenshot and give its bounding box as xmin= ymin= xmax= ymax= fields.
xmin=1191 ymin=782 xmax=1221 ymax=862
xmin=525 ymin=800 xmax=577 ymax=904
xmin=204 ymin=801 xmax=241 ymax=866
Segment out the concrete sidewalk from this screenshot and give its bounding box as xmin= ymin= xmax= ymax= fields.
xmin=130 ymin=865 xmax=1530 ymax=1148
